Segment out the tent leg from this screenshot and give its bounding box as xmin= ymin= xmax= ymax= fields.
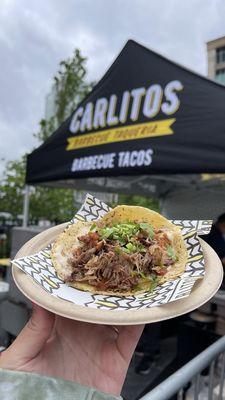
xmin=22 ymin=185 xmax=30 ymax=228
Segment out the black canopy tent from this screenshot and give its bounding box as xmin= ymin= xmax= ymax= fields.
xmin=23 ymin=39 xmax=225 ymax=225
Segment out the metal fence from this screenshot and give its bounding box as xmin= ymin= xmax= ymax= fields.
xmin=140 ymin=335 xmax=225 ymax=400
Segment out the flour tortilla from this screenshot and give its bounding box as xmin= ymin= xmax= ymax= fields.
xmin=51 ymin=206 xmax=188 ymax=296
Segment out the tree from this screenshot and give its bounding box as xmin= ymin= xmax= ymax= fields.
xmin=34 ymin=49 xmax=93 ymax=143
xmin=0 ymin=157 xmax=76 ymax=223
xmin=0 ymin=49 xmax=93 ymax=223
xmin=0 ymin=49 xmax=159 ymax=223
xmin=0 ymin=157 xmax=26 ymax=219
xmin=117 ymin=194 xmax=159 ymax=211
xmin=55 ymin=49 xmax=92 ymax=126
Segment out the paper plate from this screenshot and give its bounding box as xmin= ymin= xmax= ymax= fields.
xmin=12 ymin=223 xmax=223 ymax=325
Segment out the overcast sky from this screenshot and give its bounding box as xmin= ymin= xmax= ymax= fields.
xmin=0 ymin=0 xmax=225 ymax=174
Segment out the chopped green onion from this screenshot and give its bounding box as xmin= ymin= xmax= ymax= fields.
xmin=126 ymin=242 xmax=136 ymax=252
xmin=122 ymin=248 xmax=131 ymax=254
xmin=97 ymin=221 xmax=155 ymax=248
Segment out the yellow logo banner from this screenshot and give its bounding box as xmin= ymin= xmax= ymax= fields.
xmin=66 ymin=118 xmax=175 ymax=151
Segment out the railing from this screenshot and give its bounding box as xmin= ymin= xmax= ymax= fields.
xmin=139 ymin=335 xmax=225 ymax=400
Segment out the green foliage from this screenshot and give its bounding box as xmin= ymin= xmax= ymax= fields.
xmin=35 ymin=117 xmax=56 ymax=143
xmin=29 ymin=187 xmax=74 ymax=224
xmin=54 ymin=49 xmax=93 ymax=126
xmin=115 ymin=194 xmax=159 ymax=211
xmin=0 ymin=157 xmax=75 ymax=223
xmin=34 ymin=49 xmax=94 ymax=143
xmin=0 ymin=49 xmax=93 ymax=222
xmin=0 ymin=48 xmax=159 ymax=224
xmin=0 ymin=157 xmax=26 ymax=219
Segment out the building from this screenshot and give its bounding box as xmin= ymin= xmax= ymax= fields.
xmin=207 ymin=35 xmax=225 ymax=85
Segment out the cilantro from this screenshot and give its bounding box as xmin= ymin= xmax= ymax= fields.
xmin=139 ymin=271 xmax=147 ymax=279
xmin=139 ymin=222 xmax=149 ymax=230
xmin=167 ymin=245 xmax=177 ymax=261
xmin=152 ymin=274 xmax=158 ymax=282
xmin=138 ymin=244 xmax=147 ymax=253
xmin=134 ymin=284 xmax=142 ymax=292
xmin=148 ymin=275 xmax=159 ymax=292
xmin=139 ymin=222 xmax=154 ymax=239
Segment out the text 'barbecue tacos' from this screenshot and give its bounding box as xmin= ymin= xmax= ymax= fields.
xmin=51 ymin=206 xmax=188 ymax=296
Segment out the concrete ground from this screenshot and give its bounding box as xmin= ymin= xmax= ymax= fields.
xmin=122 ymin=336 xmax=177 ymax=400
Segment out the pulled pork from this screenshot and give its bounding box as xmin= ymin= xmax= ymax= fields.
xmin=66 ymin=222 xmax=177 ymax=292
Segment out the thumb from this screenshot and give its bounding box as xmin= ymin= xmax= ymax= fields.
xmin=3 ymin=304 xmax=55 ymax=366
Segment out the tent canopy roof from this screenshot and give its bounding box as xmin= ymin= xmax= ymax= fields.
xmin=26 ymin=39 xmax=225 ymax=190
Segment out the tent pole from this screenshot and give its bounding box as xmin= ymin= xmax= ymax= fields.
xmin=22 ymin=185 xmax=30 ymax=228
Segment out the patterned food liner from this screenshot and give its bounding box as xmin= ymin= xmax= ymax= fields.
xmin=12 ymin=194 xmax=212 ymax=311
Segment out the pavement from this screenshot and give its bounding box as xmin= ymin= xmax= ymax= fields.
xmin=122 ymin=336 xmax=177 ymax=400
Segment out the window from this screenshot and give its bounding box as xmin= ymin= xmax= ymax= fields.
xmin=216 ymin=47 xmax=225 ymax=64
xmin=215 ymin=69 xmax=225 ymax=85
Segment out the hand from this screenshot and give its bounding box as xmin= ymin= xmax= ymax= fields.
xmin=0 ymin=304 xmax=144 ymax=396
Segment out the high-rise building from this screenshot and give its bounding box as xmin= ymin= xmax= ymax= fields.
xmin=207 ymin=36 xmax=225 ymax=85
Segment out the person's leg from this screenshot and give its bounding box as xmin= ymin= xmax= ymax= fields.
xmin=135 ymin=323 xmax=161 ymax=375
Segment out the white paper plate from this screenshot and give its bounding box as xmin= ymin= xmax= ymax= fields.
xmin=12 ymin=223 xmax=223 ymax=325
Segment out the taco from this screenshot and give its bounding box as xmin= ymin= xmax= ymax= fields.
xmin=51 ymin=206 xmax=188 ymax=296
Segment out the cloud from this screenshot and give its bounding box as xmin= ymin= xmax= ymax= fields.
xmin=0 ymin=0 xmax=225 ymax=176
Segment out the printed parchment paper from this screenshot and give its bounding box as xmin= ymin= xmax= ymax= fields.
xmin=12 ymin=194 xmax=212 ymax=311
